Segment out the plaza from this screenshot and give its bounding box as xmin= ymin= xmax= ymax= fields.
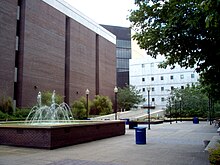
xmin=0 ymin=121 xmax=217 ymax=165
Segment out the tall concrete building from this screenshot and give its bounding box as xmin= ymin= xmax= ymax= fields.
xmin=101 ymin=25 xmax=131 ymax=88
xmin=0 ymin=0 xmax=116 ymax=108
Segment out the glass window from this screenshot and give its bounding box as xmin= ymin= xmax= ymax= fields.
xmin=142 ymin=78 xmax=145 ymax=82
xmin=180 ymin=74 xmax=184 ymax=79
xmin=171 ymin=86 xmax=174 ymax=90
xmin=151 ymin=77 xmax=154 ymax=81
xmin=152 ymin=87 xmax=155 ymax=91
xmin=152 ymin=98 xmax=155 ymax=102
xmin=116 ymin=40 xmax=131 ymax=49
xmin=170 ymin=75 xmax=174 ymax=80
xmin=161 ymin=87 xmax=164 ymax=91
xmin=142 ymin=64 xmax=145 ymax=68
xmin=181 ymin=86 xmax=184 ymax=89
xmin=161 ymin=97 xmax=165 ymax=102
xmin=191 ymin=74 xmax=195 ymax=78
xmin=161 ymin=76 xmax=164 ymax=80
xmin=142 ymin=88 xmax=145 ymax=92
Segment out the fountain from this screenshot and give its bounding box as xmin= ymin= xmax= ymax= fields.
xmin=0 ymin=91 xmax=125 ymax=149
xmin=25 ymin=90 xmax=73 ymax=124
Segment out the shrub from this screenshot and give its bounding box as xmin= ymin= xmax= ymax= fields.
xmin=0 ymin=111 xmax=7 ymax=120
xmin=13 ymin=108 xmax=31 ymax=119
xmin=71 ymin=100 xmax=86 ymax=119
xmin=41 ymin=91 xmax=63 ymax=106
xmin=91 ymin=95 xmax=113 ymax=115
xmin=0 ymin=96 xmax=13 ymax=115
xmin=209 ymin=145 xmax=220 ymax=164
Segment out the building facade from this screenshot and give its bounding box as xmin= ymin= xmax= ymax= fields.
xmin=130 ymin=56 xmax=199 ymax=110
xmin=0 ymin=0 xmax=116 ymax=108
xmin=101 ymin=25 xmax=131 ymax=88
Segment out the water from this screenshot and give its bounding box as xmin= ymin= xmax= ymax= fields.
xmin=25 ymin=90 xmax=74 ymax=124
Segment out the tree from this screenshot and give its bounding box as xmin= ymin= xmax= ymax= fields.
xmin=166 ymin=84 xmax=210 ymax=118
xmin=129 ymin=0 xmax=220 ymax=100
xmin=117 ymin=85 xmax=143 ymax=111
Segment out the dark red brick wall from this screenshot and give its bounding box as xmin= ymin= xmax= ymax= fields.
xmin=68 ymin=19 xmax=96 ymax=103
xmin=20 ymin=0 xmax=66 ymax=106
xmin=0 ymin=0 xmax=116 ymax=108
xmin=0 ymin=0 xmax=17 ymax=99
xmin=0 ymin=121 xmax=125 ymax=149
xmin=98 ymin=36 xmax=116 ymax=100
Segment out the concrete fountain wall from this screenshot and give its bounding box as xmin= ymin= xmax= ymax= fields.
xmin=0 ymin=120 xmax=125 ymax=149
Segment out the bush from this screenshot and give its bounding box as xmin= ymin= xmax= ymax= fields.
xmin=13 ymin=108 xmax=31 ymax=119
xmin=209 ymin=145 xmax=220 ymax=164
xmin=0 ymin=96 xmax=13 ymax=115
xmin=41 ymin=91 xmax=63 ymax=106
xmin=91 ymin=95 xmax=113 ymax=115
xmin=0 ymin=111 xmax=7 ymax=120
xmin=71 ymin=100 xmax=86 ymax=119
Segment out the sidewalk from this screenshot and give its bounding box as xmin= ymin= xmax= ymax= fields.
xmin=0 ymin=121 xmax=218 ymax=165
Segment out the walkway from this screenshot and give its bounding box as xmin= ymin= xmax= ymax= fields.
xmin=92 ymin=108 xmax=165 ymax=120
xmin=0 ymin=121 xmax=218 ymax=165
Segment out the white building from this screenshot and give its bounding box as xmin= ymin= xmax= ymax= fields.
xmin=129 ymin=41 xmax=199 ymax=110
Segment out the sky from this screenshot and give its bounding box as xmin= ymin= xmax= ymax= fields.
xmin=63 ymin=0 xmax=136 ymax=27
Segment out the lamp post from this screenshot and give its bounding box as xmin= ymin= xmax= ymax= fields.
xmin=179 ymin=97 xmax=182 ymax=122
xmin=85 ymin=89 xmax=89 ymax=119
xmin=114 ymin=86 xmax=118 ymax=120
xmin=174 ymin=96 xmax=177 ymax=123
xmin=147 ymin=86 xmax=151 ymax=130
xmin=169 ymin=97 xmax=172 ymax=124
xmin=208 ymin=95 xmax=211 ymax=125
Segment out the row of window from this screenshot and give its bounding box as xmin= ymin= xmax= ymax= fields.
xmin=142 ymin=74 xmax=195 ymax=82
xmin=144 ymin=97 xmax=171 ymax=103
xmin=142 ymin=86 xmax=184 ymax=92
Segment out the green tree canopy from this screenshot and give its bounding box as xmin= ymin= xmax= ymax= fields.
xmin=129 ymin=0 xmax=220 ymax=100
xmin=117 ymin=85 xmax=143 ymax=111
xmin=167 ymin=84 xmax=209 ymax=118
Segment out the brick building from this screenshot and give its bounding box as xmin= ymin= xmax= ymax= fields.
xmin=0 ymin=0 xmax=116 ymax=108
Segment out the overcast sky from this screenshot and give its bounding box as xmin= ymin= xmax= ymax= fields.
xmin=63 ymin=0 xmax=136 ymax=27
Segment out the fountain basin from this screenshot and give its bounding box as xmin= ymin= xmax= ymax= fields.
xmin=0 ymin=120 xmax=125 ymax=149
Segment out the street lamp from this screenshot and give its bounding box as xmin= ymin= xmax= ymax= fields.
xmin=147 ymin=86 xmax=151 ymax=130
xmin=169 ymin=97 xmax=172 ymax=124
xmin=114 ymin=86 xmax=118 ymax=120
xmin=174 ymin=96 xmax=177 ymax=123
xmin=85 ymin=89 xmax=89 ymax=119
xmin=179 ymin=97 xmax=182 ymax=122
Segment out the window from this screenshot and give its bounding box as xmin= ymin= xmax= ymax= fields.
xmin=181 ymin=86 xmax=184 ymax=89
xmin=170 ymin=75 xmax=174 ymax=80
xmin=180 ymin=74 xmax=184 ymax=79
xmin=150 ymin=63 xmax=154 ymax=67
xmin=152 ymin=87 xmax=155 ymax=92
xmin=141 ymin=64 xmax=145 ymax=68
xmin=191 ymin=74 xmax=195 ymax=78
xmin=142 ymin=88 xmax=145 ymax=92
xmin=161 ymin=87 xmax=164 ymax=91
xmin=171 ymin=86 xmax=174 ymax=90
xmin=151 ymin=77 xmax=154 ymax=81
xmin=152 ymin=98 xmax=155 ymax=102
xmin=161 ymin=97 xmax=165 ymax=102
xmin=142 ymin=78 xmax=145 ymax=82
xmin=161 ymin=76 xmax=164 ymax=80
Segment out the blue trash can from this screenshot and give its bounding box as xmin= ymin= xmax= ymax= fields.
xmin=135 ymin=127 xmax=146 ymax=144
xmin=193 ymin=117 xmax=199 ymax=124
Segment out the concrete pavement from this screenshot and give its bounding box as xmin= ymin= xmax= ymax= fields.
xmin=0 ymin=121 xmax=218 ymax=165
